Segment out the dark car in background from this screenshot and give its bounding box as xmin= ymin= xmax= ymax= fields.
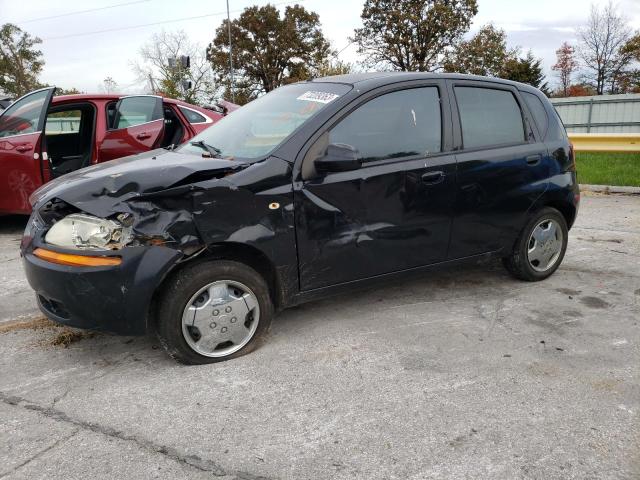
xmin=21 ymin=72 xmax=579 ymax=364
xmin=0 ymin=87 xmax=231 ymax=214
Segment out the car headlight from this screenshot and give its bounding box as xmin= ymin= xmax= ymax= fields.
xmin=45 ymin=213 xmax=132 ymax=250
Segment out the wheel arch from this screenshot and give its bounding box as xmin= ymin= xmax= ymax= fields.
xmin=148 ymin=242 xmax=284 ymax=330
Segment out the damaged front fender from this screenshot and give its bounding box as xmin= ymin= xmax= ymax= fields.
xmin=31 ymin=149 xmax=299 ymax=306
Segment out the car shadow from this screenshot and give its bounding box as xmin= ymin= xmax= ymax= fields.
xmin=0 ymin=215 xmax=28 ymax=235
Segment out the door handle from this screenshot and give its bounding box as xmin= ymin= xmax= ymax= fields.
xmin=15 ymin=144 xmax=33 ymax=153
xmin=526 ymin=155 xmax=541 ymax=166
xmin=421 ymin=171 xmax=445 ymax=185
xmin=136 ymin=132 xmax=151 ymax=140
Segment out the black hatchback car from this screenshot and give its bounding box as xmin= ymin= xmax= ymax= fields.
xmin=22 ymin=73 xmax=579 ymax=364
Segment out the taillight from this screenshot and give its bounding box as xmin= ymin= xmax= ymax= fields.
xmin=568 ymin=144 xmax=576 ymax=171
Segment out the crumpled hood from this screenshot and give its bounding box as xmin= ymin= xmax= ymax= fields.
xmin=32 ymin=149 xmax=247 ymax=217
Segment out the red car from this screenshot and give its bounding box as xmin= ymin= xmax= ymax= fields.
xmin=0 ymin=87 xmax=230 ymax=214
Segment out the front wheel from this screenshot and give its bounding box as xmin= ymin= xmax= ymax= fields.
xmin=503 ymin=207 xmax=568 ymax=281
xmin=155 ymin=260 xmax=273 ymax=364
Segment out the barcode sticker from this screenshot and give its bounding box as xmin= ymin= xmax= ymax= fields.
xmin=296 ymin=91 xmax=340 ymax=104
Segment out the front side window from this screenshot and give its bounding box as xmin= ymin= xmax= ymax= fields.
xmin=329 ymin=87 xmax=442 ymax=163
xmin=178 ymin=83 xmax=351 ymax=160
xmin=455 ymin=87 xmax=525 ymax=149
xmin=45 ymin=110 xmax=82 ymax=134
xmin=0 ymin=89 xmax=50 ymax=138
xmin=114 ymin=96 xmax=162 ymax=129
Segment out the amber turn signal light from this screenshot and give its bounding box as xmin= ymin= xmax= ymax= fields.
xmin=33 ymin=248 xmax=122 ymax=267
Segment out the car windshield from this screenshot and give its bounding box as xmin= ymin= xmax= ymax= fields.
xmin=179 ymin=83 xmax=351 ymax=160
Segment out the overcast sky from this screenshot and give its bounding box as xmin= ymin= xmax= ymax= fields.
xmin=2 ymin=0 xmax=640 ymax=95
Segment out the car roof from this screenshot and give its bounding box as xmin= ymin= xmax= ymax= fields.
xmin=52 ymin=94 xmax=120 ymax=103
xmin=310 ymin=71 xmax=541 ymax=94
xmin=50 ymin=94 xmax=217 ymax=112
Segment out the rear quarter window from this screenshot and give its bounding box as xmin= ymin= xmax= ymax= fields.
xmin=179 ymin=106 xmax=208 ymax=124
xmin=521 ymin=91 xmax=549 ymax=139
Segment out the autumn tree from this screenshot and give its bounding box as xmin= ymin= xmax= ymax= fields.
xmin=0 ymin=24 xmax=44 ymax=97
xmin=352 ymin=0 xmax=478 ymax=71
xmin=207 ymin=4 xmax=332 ymax=104
xmin=578 ymin=2 xmax=633 ymax=94
xmin=316 ymin=59 xmax=354 ymax=78
xmin=443 ymin=24 xmax=516 ymax=76
xmin=56 ymin=87 xmax=82 ymax=95
xmin=552 ymin=42 xmax=578 ymax=97
xmin=610 ymin=33 xmax=640 ymax=93
xmin=502 ymin=52 xmax=549 ymax=94
xmin=134 ymin=30 xmax=217 ymax=105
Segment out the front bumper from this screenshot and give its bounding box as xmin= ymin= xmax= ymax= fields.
xmin=22 ymin=243 xmax=182 ymax=335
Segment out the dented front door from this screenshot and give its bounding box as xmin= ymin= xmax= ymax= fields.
xmin=294 ymin=84 xmax=455 ymax=291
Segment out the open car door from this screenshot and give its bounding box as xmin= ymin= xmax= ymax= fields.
xmin=0 ymin=87 xmax=55 ymax=214
xmin=99 ymin=95 xmax=165 ymax=162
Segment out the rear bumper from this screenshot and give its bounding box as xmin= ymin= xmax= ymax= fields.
xmin=22 ymin=245 xmax=182 ymax=335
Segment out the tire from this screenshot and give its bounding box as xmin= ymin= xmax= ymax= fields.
xmin=155 ymin=260 xmax=273 ymax=364
xmin=502 ymin=207 xmax=568 ymax=282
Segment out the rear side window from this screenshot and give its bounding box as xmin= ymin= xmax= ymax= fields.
xmin=521 ymin=91 xmax=548 ymax=139
xmin=179 ymin=106 xmax=207 ymax=124
xmin=329 ymin=87 xmax=442 ymax=163
xmin=455 ymin=87 xmax=525 ymax=149
xmin=114 ymin=96 xmax=162 ymax=129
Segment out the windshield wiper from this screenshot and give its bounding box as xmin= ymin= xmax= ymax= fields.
xmin=190 ymin=140 xmax=222 ymax=158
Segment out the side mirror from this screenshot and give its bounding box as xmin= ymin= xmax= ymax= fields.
xmin=314 ymin=143 xmax=361 ymax=173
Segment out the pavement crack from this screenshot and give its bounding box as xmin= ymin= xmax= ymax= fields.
xmin=0 ymin=428 xmax=79 ymax=478
xmin=0 ymin=391 xmax=274 ymax=480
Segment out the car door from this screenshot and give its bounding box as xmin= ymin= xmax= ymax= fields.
xmin=98 ymin=95 xmax=165 ymax=162
xmin=447 ymin=81 xmax=550 ymax=259
xmin=294 ymin=82 xmax=457 ymax=291
xmin=0 ymin=87 xmax=55 ymax=214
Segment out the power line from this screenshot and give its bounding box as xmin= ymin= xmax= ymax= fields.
xmin=14 ymin=0 xmax=153 ymax=25
xmin=41 ymin=0 xmax=306 ymax=41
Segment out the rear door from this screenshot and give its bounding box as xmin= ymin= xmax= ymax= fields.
xmin=448 ymin=81 xmax=550 ymax=259
xmin=0 ymin=87 xmax=55 ymax=214
xmin=98 ymin=95 xmax=164 ymax=162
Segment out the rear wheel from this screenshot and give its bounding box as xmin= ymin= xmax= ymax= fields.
xmin=503 ymin=207 xmax=568 ymax=281
xmin=155 ymin=260 xmax=273 ymax=364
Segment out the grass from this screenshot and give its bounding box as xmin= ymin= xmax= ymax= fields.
xmin=576 ymin=152 xmax=640 ymax=187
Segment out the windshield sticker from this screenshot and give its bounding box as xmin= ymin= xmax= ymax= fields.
xmin=296 ymin=91 xmax=340 ymax=104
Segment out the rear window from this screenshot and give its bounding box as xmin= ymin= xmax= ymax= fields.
xmin=455 ymin=87 xmax=525 ymax=149
xmin=521 ymin=91 xmax=549 ymax=139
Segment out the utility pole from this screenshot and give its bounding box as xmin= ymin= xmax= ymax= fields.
xmin=226 ymin=0 xmax=235 ymax=103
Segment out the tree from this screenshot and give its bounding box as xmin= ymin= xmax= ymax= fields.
xmin=207 ymin=4 xmax=331 ymax=104
xmin=552 ymin=42 xmax=579 ymax=97
xmin=100 ymin=77 xmax=118 ymax=94
xmin=612 ymin=33 xmax=640 ymax=93
xmin=56 ymin=87 xmax=82 ymax=95
xmin=566 ymin=84 xmax=596 ymax=97
xmin=502 ymin=51 xmax=550 ymax=95
xmin=134 ymin=30 xmax=217 ymax=105
xmin=443 ymin=24 xmax=516 ymax=77
xmin=316 ymin=59 xmax=354 ymax=77
xmin=352 ymin=0 xmax=478 ymax=71
xmin=578 ymin=2 xmax=632 ymax=95
xmin=0 ymin=23 xmax=44 ymax=97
